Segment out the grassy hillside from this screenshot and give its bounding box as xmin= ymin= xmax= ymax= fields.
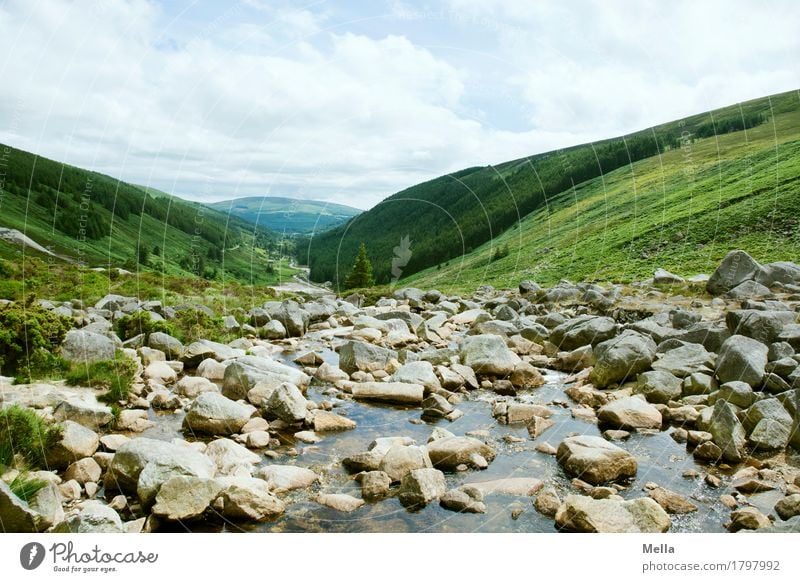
xmin=0 ymin=144 xmax=300 ymax=287
xmin=305 ymin=90 xmax=800 ymax=289
xmin=210 ymin=196 xmax=361 ymax=234
xmin=403 ymin=93 xmax=800 ymax=294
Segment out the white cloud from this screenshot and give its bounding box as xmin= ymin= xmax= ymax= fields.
xmin=0 ymin=0 xmax=797 ymax=210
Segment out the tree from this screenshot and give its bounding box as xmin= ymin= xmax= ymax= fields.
xmin=152 ymin=245 xmax=161 ymax=257
xmin=344 ymin=243 xmax=375 ymax=289
xmin=137 ymin=244 xmax=149 ymax=266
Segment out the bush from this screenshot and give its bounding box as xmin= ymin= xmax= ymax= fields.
xmin=0 ymin=405 xmax=62 ymax=470
xmin=9 ymin=473 xmax=47 ymax=503
xmin=116 ymin=310 xmax=173 ymax=341
xmin=0 ymin=304 xmax=72 ymax=380
xmin=65 ymin=353 xmax=137 ymax=404
xmin=170 ymin=310 xmax=226 ymax=344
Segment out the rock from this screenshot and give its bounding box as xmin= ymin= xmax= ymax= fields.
xmin=64 ymin=458 xmax=102 ymax=485
xmin=311 ymin=410 xmax=357 ymax=432
xmin=728 ymin=507 xmax=772 ymax=532
xmin=652 ymin=343 xmax=715 ymax=378
xmin=708 ymin=401 xmax=747 ymax=463
xmin=205 ymin=438 xmax=261 ymax=475
xmin=255 ymin=465 xmax=319 ymax=493
xmin=314 ymin=362 xmax=350 ymax=384
xmin=259 ymin=320 xmax=287 ymax=339
xmin=556 ymin=435 xmax=637 ymax=485
xmin=46 ymin=421 xmax=100 ymax=469
xmin=465 ymin=477 xmax=543 ymax=497
xmin=391 ymin=361 xmax=442 ymax=392
xmin=426 ymin=437 xmax=496 ymax=471
xmin=182 ymin=340 xmax=245 ymax=367
xmin=589 ymin=331 xmax=656 ymax=388
xmin=222 ymin=355 xmax=309 ymax=401
xmin=144 ymin=361 xmax=177 ymax=384
xmin=653 ymin=268 xmax=684 ymax=285
xmin=556 ymin=495 xmax=670 ymax=532
xmin=527 ymin=416 xmax=555 ymax=439
xmin=510 ymin=361 xmax=546 ymax=389
xmin=742 ymin=398 xmax=793 ymax=433
xmin=440 ymin=488 xmax=486 ymax=513
xmin=398 ymin=468 xmax=446 ymax=507
xmin=682 ymin=372 xmax=717 ymax=396
xmin=269 ymin=300 xmax=309 ymax=337
xmin=634 ymin=370 xmax=682 ymax=404
xmin=151 ymin=476 xmax=222 ymax=521
xmin=727 ymin=280 xmax=771 ymax=299
xmin=459 ymin=334 xmax=521 ymax=376
xmin=116 ymin=410 xmax=155 ymax=432
xmin=643 ymin=482 xmax=698 ymax=514
xmin=379 ymin=445 xmax=432 ymax=482
xmin=549 ymin=315 xmax=617 ymax=351
xmin=197 ymin=358 xmax=227 ymax=380
xmin=775 ymin=494 xmax=800 ymax=520
xmin=183 ymin=392 xmax=254 ymax=436
xmin=148 ymin=332 xmax=183 ymax=359
xmin=106 ymin=438 xmax=216 ymax=504
xmin=421 ymin=394 xmax=454 ymax=419
xmin=216 ymin=477 xmax=286 ymax=520
xmin=706 ymin=250 xmax=762 ymax=295
xmin=359 ymin=471 xmax=392 ymax=500
xmin=714 ymin=381 xmax=756 ymax=408
xmin=317 ymin=493 xmax=364 ymax=513
xmin=61 ymin=329 xmax=115 ymax=363
xmin=534 ymin=487 xmax=561 ymax=518
xmin=693 ymin=441 xmax=724 ymax=463
xmin=351 ymin=382 xmax=424 ymax=405
xmin=338 ymin=341 xmax=397 ymax=375
xmin=716 ymin=335 xmax=768 ymax=387
xmin=0 ymin=480 xmax=43 ymax=532
xmin=749 ymin=418 xmax=790 ymax=450
xmin=53 ymin=501 xmax=123 ymax=533
xmin=175 ymin=375 xmax=218 ymax=398
xmin=597 ymin=396 xmax=662 ymax=430
xmin=727 ymin=309 xmax=796 ymax=344
xmin=266 ymin=383 xmax=308 ymax=424
xmin=53 ymin=399 xmax=114 ymax=430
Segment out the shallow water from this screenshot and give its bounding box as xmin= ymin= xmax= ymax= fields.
xmin=138 ymin=345 xmax=800 ymax=533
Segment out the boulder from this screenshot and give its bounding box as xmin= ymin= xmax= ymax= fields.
xmin=151 ymin=476 xmax=222 ymax=521
xmin=398 ymin=468 xmax=446 ymax=507
xmin=148 ymin=332 xmax=183 ymax=359
xmin=775 ymin=494 xmax=800 ymax=520
xmin=64 ymin=458 xmax=102 ymax=485
xmin=316 ymin=493 xmax=364 ymax=513
xmin=716 ymin=335 xmax=768 ymax=387
xmin=459 ymin=334 xmax=521 ymax=376
xmin=379 ymin=445 xmax=432 ymax=482
xmin=255 ymin=465 xmax=319 ymax=493
xmin=708 ymin=401 xmax=747 ymax=463
xmin=216 ymin=477 xmax=286 ymax=520
xmin=310 ymin=410 xmax=357 ymax=432
xmin=359 ymin=471 xmax=392 ymax=500
xmin=634 ymin=370 xmax=682 ymax=404
xmin=726 ymin=309 xmax=796 ymax=344
xmin=52 ymin=501 xmax=123 ymax=533
xmin=53 ymin=399 xmax=114 ymax=430
xmin=351 ymin=382 xmax=424 ymax=405
xmin=338 ymin=341 xmax=397 ymax=375
xmin=205 ymin=438 xmax=261 ymax=475
xmin=741 ymin=398 xmax=793 ymax=433
xmin=440 ymin=488 xmax=486 ymax=514
xmin=555 ymin=495 xmax=670 ymax=532
xmin=426 ymin=437 xmax=496 ymax=471
xmin=588 ymin=331 xmax=657 ymax=388
xmin=183 ymin=392 xmax=254 ymax=436
xmin=391 ymin=361 xmax=442 ymax=392
xmin=714 ymin=381 xmax=755 ymax=408
xmin=60 ymin=330 xmax=115 ymax=363
xmin=549 ymin=315 xmax=617 ymax=351
xmin=597 ymin=396 xmax=662 ymax=430
xmin=265 ymin=383 xmax=308 ymax=424
xmin=46 ymin=421 xmax=100 ymax=469
xmin=652 ymin=343 xmax=715 ymax=378
xmin=706 ymin=250 xmax=762 ymax=295
xmin=748 ymin=418 xmax=790 ymax=450
xmin=556 ymin=435 xmax=637 ymax=485
xmin=221 ymin=355 xmax=309 ymax=401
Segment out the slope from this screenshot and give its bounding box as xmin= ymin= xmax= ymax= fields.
xmin=210 ymin=196 xmax=361 ymax=234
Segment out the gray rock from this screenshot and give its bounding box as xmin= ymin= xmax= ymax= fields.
xmin=708 ymin=401 xmax=747 ymax=462
xmin=713 ymin=381 xmax=755 ymax=408
xmin=216 ymin=477 xmax=286 ymax=520
xmin=53 ymin=399 xmax=114 ymax=430
xmin=254 ymin=465 xmax=319 ymax=493
xmin=653 ymin=268 xmax=684 ymax=285
xmin=46 ymin=421 xmax=100 ymax=469
xmin=426 ymin=437 xmax=496 ymax=471
xmin=379 ymin=445 xmax=432 ymax=482
xmin=398 ymin=468 xmax=446 ymax=507
xmin=748 ymin=418 xmax=790 ymax=450
xmin=183 ymin=392 xmax=254 ymax=436
xmin=266 ymin=383 xmax=308 ymax=424
xmin=716 ymin=335 xmax=768 ymax=387
xmin=706 ymin=250 xmax=762 ymax=295
xmin=151 ymin=476 xmax=222 ymax=521
xmin=727 ymin=280 xmax=772 ymax=299
xmin=634 ymin=370 xmax=682 ymax=404
xmin=391 ymin=361 xmax=442 ymax=392
xmin=61 ymin=329 xmax=115 ymax=363
xmin=338 ymin=341 xmax=397 ymax=375
xmin=775 ymin=494 xmax=800 ymax=520
xmin=440 ymin=488 xmax=486 ymax=513
xmin=459 ymin=334 xmax=521 ymax=376
xmin=549 ymin=315 xmax=617 ymax=351
xmin=269 ymin=300 xmax=309 ymax=337
xmin=359 ymin=471 xmax=392 ymax=500
xmin=556 ymin=435 xmax=637 ymax=485
xmin=652 ymin=343 xmax=715 ymax=378
xmin=316 ymin=493 xmax=364 ymax=513
xmin=556 ymin=495 xmax=670 ymax=532
xmin=597 ymin=396 xmax=662 ymax=430
xmin=729 ymin=507 xmax=771 ymax=532
xmin=589 ymin=331 xmax=656 ymax=388
xmin=741 ymin=398 xmax=793 ymax=433
xmin=351 ymin=382 xmax=424 ymax=405
xmin=726 ymin=310 xmax=796 ymax=344
xmin=205 ymin=438 xmax=260 ymax=475
xmin=53 ymin=501 xmax=123 ymax=533
xmin=148 ymin=332 xmax=183 ymax=359
xmin=259 ymin=320 xmax=287 ymax=339
xmin=682 ymin=372 xmax=718 ymax=396
xmin=222 ymin=355 xmax=309 ymax=401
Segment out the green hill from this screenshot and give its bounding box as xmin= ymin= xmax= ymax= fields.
xmin=0 ymin=144 xmax=296 ymax=287
xmin=304 ymin=90 xmax=800 ymax=290
xmin=210 ymin=196 xmax=361 ymax=234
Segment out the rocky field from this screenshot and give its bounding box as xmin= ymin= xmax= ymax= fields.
xmin=2 ymin=249 xmax=800 ymax=533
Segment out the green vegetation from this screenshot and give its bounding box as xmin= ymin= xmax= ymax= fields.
xmin=0 ymin=303 xmax=71 ymax=381
xmin=0 ymin=405 xmax=62 ymax=470
xmin=404 ymin=92 xmax=800 ymax=294
xmin=8 ymin=473 xmax=48 ymax=503
xmin=211 ymin=196 xmax=361 ymax=234
xmin=305 ymin=90 xmax=800 ymax=288
xmin=116 ymin=308 xmax=230 ymax=345
xmin=0 ymin=143 xmax=302 ymax=286
xmin=65 ymin=354 xmax=138 ymax=404
xmin=344 ymin=243 xmax=376 ymax=290
xmin=115 ymin=311 xmax=172 ymax=342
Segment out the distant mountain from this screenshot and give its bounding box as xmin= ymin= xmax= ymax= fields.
xmin=210 ymin=196 xmax=361 ymax=234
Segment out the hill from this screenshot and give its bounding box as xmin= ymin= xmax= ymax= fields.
xmin=304 ymin=90 xmax=800 ymax=290
xmin=0 ymin=144 xmax=298 ymax=287
xmin=210 ymin=196 xmax=361 ymax=234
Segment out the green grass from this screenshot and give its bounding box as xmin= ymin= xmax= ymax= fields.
xmin=404 ymin=103 xmax=800 ymax=294
xmin=8 ymin=473 xmax=48 ymax=503
xmin=65 ymin=353 xmax=138 ymax=404
xmin=0 ymin=405 xmax=62 ymax=470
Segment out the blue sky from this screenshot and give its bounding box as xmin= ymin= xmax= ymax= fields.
xmin=1 ymin=0 xmax=798 ymax=209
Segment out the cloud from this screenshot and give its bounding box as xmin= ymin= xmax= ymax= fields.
xmin=0 ymin=0 xmax=797 ymax=210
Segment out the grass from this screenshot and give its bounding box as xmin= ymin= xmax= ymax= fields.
xmin=8 ymin=473 xmax=48 ymax=503
xmin=65 ymin=353 xmax=138 ymax=404
xmin=0 ymin=405 xmax=62 ymax=470
xmin=404 ymin=103 xmax=800 ymax=294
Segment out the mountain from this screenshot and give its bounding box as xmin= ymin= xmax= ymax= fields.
xmin=304 ymin=89 xmax=800 ymax=290
xmin=210 ymin=196 xmax=361 ymax=234
xmin=0 ymin=144 xmax=287 ymax=285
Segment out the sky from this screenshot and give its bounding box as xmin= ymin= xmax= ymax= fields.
xmin=0 ymin=0 xmax=798 ymax=210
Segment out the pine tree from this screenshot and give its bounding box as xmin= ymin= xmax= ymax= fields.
xmin=344 ymin=243 xmax=375 ymax=289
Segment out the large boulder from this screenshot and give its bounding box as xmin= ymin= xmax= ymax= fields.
xmin=708 ymin=400 xmax=747 ymax=463
xmin=255 ymin=465 xmax=319 ymax=493
xmin=265 ymin=383 xmax=308 ymax=424
xmin=716 ymin=335 xmax=768 ymax=387
xmin=549 ymin=315 xmax=617 ymax=351
xmin=338 ymin=341 xmax=398 ymax=375
xmin=222 ymin=356 xmax=309 ymax=401
xmin=726 ymin=310 xmax=796 ymax=345
xmin=398 ymin=468 xmax=446 ymax=507
xmin=52 ymin=501 xmax=123 ymax=533
xmin=60 ymin=330 xmax=115 ymax=363
xmin=151 ymin=476 xmax=222 ymax=521
xmin=148 ymin=332 xmax=183 ymax=359
xmin=706 ymin=250 xmax=762 ymax=296
xmin=182 ymin=340 xmax=245 ymax=367
xmin=588 ymin=331 xmax=656 ymax=388
xmin=459 ymin=334 xmax=521 ymax=376
xmin=652 ymin=343 xmax=715 ymax=378
xmin=183 ymin=392 xmax=254 ymax=436
xmin=351 ymin=382 xmax=424 ymax=405
xmin=426 ymin=437 xmax=496 ymax=471
xmin=379 ymin=445 xmax=432 ymax=482
xmin=204 ymin=438 xmax=261 ymax=475
xmin=53 ymin=399 xmax=114 ymax=430
xmin=634 ymin=370 xmax=682 ymax=404
xmin=597 ymin=396 xmax=662 ymax=430
xmin=46 ymin=420 xmax=100 ymax=469
xmin=556 ymin=495 xmax=670 ymax=533
xmin=216 ymin=477 xmax=286 ymax=521
xmin=268 ymin=300 xmax=309 ymax=337
xmin=391 ymin=361 xmax=442 ymax=392
xmin=556 ymin=435 xmax=637 ymax=485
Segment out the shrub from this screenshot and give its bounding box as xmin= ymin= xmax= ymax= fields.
xmin=9 ymin=473 xmax=47 ymax=503
xmin=115 ymin=310 xmax=173 ymax=341
xmin=0 ymin=405 xmax=62 ymax=469
xmin=0 ymin=304 xmax=72 ymax=379
xmin=170 ymin=310 xmax=226 ymax=344
xmin=65 ymin=353 xmax=137 ymax=404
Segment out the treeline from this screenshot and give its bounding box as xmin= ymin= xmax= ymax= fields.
xmin=305 ymin=91 xmax=794 ymax=288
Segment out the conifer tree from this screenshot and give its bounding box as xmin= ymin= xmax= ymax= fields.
xmin=344 ymin=243 xmax=375 ymax=289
